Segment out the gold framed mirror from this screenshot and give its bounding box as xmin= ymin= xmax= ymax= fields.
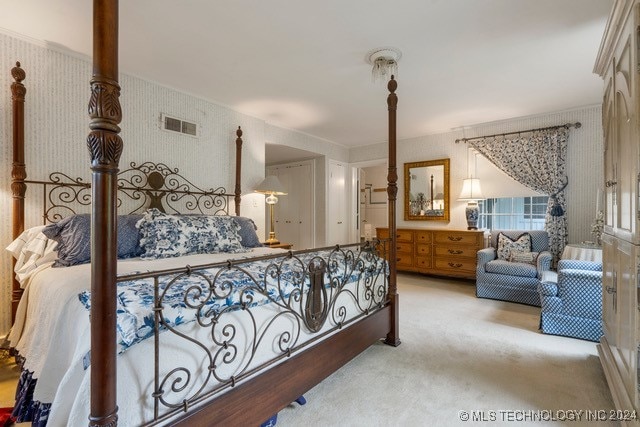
xmin=404 ymin=158 xmax=450 ymax=221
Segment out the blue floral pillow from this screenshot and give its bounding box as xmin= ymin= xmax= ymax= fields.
xmin=136 ymin=209 xmax=248 ymax=259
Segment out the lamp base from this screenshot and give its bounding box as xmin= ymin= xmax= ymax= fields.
xmin=465 ymin=202 xmax=479 ymax=230
xmin=264 ymin=232 xmax=280 ymax=246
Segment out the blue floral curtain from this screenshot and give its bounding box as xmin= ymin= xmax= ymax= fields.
xmin=469 ymin=127 xmax=569 ymax=264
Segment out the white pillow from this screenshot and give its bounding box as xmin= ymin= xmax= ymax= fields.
xmin=6 ymin=226 xmax=58 ymax=286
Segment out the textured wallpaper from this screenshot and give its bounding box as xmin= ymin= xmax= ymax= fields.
xmin=0 ymin=32 xmax=321 ymax=334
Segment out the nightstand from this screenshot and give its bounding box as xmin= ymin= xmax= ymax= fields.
xmin=263 ymin=242 xmax=293 ymax=250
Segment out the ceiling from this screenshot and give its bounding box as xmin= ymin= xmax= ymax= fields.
xmin=1 ymin=0 xmax=612 ymax=148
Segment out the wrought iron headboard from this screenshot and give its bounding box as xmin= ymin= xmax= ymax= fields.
xmin=25 ymin=161 xmax=237 ymax=224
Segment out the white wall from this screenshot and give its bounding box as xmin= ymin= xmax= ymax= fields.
xmin=350 ymin=105 xmax=604 ymax=244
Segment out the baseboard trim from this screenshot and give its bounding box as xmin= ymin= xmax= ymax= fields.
xmin=597 ymin=337 xmax=636 ymax=427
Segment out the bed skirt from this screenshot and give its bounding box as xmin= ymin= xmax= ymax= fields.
xmin=12 ymin=369 xmax=51 ymax=426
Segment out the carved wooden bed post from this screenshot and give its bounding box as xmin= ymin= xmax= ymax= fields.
xmin=88 ymin=0 xmax=121 ymax=425
xmin=235 ymin=126 xmax=243 ymax=216
xmin=385 ymin=76 xmax=400 ymax=347
xmin=10 ymin=62 xmax=26 ymax=323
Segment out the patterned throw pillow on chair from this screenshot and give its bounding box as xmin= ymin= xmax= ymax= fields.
xmin=497 ymin=232 xmax=532 ymax=260
xmin=509 ymin=251 xmax=539 ymax=265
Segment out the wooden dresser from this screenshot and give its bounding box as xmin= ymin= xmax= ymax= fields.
xmin=376 ymin=228 xmax=484 ymax=279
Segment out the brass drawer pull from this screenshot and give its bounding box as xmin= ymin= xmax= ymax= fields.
xmin=448 ymin=263 xmax=463 ymax=268
xmin=606 ymin=286 xmax=617 ymax=294
xmin=448 ymin=236 xmax=463 ymax=241
xmin=448 ymin=249 xmax=463 ymax=255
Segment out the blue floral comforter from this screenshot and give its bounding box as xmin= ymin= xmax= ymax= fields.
xmin=78 ymin=249 xmax=384 ymax=353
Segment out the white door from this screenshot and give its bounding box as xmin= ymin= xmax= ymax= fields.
xmin=328 ymin=160 xmax=349 ymax=245
xmin=267 ymin=161 xmax=314 ymax=249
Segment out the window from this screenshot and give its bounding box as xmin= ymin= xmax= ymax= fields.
xmin=478 ymin=196 xmax=548 ymax=230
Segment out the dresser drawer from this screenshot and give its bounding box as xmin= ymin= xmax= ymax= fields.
xmin=434 ymin=231 xmax=481 ymax=246
xmin=433 ymin=257 xmax=476 ymax=274
xmin=415 ymin=231 xmax=432 ymax=244
xmin=376 ymin=228 xmax=413 ymax=243
xmin=416 ymin=256 xmax=431 ymax=269
xmin=397 ymin=253 xmax=414 ymax=267
xmin=396 ymin=230 xmax=414 ymax=242
xmin=434 ymin=246 xmax=477 ymax=258
xmin=416 ymin=244 xmax=431 ymax=256
xmin=396 ymin=242 xmax=413 ymax=254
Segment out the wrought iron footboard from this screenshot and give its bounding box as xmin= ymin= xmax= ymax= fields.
xmin=115 ymin=240 xmax=389 ymax=425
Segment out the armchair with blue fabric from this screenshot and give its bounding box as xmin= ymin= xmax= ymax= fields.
xmin=537 ymin=260 xmax=603 ymax=342
xmin=476 ymin=230 xmax=553 ymax=306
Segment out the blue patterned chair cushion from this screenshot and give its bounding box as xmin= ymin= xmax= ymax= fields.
xmin=136 ymin=209 xmax=248 ymax=259
xmin=496 ymin=232 xmax=532 ymax=260
xmin=484 ymin=260 xmax=538 ymax=278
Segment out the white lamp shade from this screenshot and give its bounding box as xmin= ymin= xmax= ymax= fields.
xmin=254 ymin=175 xmax=287 ymax=195
xmin=458 ymin=178 xmax=484 ymax=201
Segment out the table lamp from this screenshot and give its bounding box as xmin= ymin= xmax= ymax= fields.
xmin=458 ymin=178 xmax=484 ymax=230
xmin=254 ymin=175 xmax=287 ymax=244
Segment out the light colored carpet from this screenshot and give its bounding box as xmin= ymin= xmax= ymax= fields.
xmin=276 ymin=273 xmax=616 ymax=426
xmin=0 ymin=274 xmax=616 ymax=426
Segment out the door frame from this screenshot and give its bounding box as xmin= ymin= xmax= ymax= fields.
xmin=350 ymin=159 xmax=389 ymax=243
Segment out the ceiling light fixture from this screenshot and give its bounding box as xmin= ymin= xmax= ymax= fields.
xmin=366 ymin=47 xmax=402 ymax=83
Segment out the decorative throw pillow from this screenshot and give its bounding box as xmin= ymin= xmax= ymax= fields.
xmin=43 ymin=213 xmax=143 ymax=267
xmin=136 ymin=209 xmax=248 ymax=259
xmin=230 ymin=216 xmax=263 ymax=248
xmin=509 ymin=251 xmax=539 ymax=265
xmin=496 ymin=232 xmax=532 ymax=261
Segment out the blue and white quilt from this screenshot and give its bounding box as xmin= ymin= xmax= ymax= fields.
xmin=78 ymin=249 xmax=385 ymax=352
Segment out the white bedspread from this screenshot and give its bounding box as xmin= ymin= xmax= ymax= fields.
xmin=9 ymin=248 xmax=285 ymax=423
xmin=9 ymin=246 xmax=384 ymax=426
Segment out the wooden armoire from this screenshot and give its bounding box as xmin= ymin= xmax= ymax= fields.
xmin=594 ymin=0 xmax=640 ymax=419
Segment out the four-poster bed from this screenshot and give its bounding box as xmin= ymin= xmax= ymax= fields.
xmin=8 ymin=3 xmax=400 ymax=425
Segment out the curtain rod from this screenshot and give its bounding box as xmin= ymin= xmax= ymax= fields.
xmin=454 ymin=122 xmax=581 ymax=143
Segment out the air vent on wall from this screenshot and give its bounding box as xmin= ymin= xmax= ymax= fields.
xmin=161 ymin=114 xmax=199 ymax=138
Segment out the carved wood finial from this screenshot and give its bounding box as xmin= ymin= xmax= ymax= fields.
xmin=387 ymin=75 xmax=397 ymax=92
xmin=387 ymin=76 xmax=398 ymax=110
xmin=12 ymin=62 xmax=25 ymax=83
xmin=11 ymin=62 xmax=26 ymax=101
